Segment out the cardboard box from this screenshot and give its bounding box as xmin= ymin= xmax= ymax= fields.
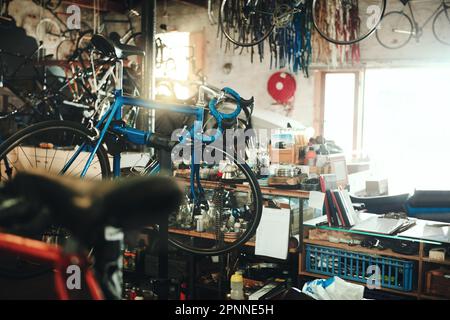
xmin=270 ymin=131 xmax=307 ymax=164
xmin=269 ymin=146 xmax=301 ymax=164
xmin=426 ymin=269 xmax=450 ymax=298
xmin=366 ymin=178 xmax=388 ymax=196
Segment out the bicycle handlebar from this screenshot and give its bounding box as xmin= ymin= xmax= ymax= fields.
xmin=201 ymin=87 xmax=254 ymax=143
xmin=209 ymin=87 xmax=254 ymax=120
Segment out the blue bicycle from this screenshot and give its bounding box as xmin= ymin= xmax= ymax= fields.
xmin=0 ymin=35 xmax=262 ymax=256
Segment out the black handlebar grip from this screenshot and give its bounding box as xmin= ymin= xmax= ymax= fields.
xmin=147 ymin=133 xmax=178 ymax=151
xmin=240 ymin=96 xmax=254 ymax=108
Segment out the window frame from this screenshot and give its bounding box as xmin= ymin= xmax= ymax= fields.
xmin=314 ymin=69 xmax=364 ymax=159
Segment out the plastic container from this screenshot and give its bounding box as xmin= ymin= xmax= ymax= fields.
xmin=305 ymin=244 xmax=414 ymax=291
xmin=195 ymin=216 xmax=204 ymax=232
xmin=230 ymin=271 xmax=245 ymax=300
xmin=304 ymin=147 xmax=317 ymax=166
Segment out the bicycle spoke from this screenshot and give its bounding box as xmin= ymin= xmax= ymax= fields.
xmin=34 ymin=147 xmax=38 ymax=169
xmin=67 ymin=152 xmax=91 ymax=176
xmin=72 ymin=159 xmax=101 ymax=178
xmin=18 ymin=146 xmax=35 ymax=169
xmin=48 ymin=149 xmax=58 ymax=172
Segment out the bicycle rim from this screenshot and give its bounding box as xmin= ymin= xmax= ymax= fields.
xmin=124 ymin=32 xmax=143 ymax=47
xmin=433 ymin=8 xmax=450 ymax=46
xmin=76 ymin=29 xmax=94 ymax=52
xmin=313 ymin=0 xmax=387 ymax=45
xmin=35 ymin=18 xmax=61 ymax=49
xmin=376 ymin=11 xmax=413 ymax=49
xmin=56 ymin=39 xmax=76 ymax=60
xmin=168 ymin=143 xmax=262 ymax=256
xmin=0 ymin=121 xmax=111 ymax=182
xmin=220 ymin=0 xmax=275 ymax=47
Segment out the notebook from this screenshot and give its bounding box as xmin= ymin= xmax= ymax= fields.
xmin=351 ymin=216 xmax=410 ymax=235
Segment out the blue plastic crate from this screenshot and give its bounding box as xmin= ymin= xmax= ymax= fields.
xmin=305 ymin=245 xmax=414 ymax=292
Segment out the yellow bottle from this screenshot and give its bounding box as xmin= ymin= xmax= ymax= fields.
xmin=230 ymin=271 xmax=244 ymax=300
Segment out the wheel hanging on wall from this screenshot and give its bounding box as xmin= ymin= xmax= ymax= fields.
xmin=219 ymin=0 xmax=275 ymax=47
xmin=432 ymin=7 xmax=450 ymax=46
xmin=312 ymin=0 xmax=387 ymax=45
xmin=375 ymin=11 xmax=414 ymax=49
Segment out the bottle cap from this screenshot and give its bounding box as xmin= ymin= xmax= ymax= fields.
xmin=231 ymin=272 xmax=243 ymax=282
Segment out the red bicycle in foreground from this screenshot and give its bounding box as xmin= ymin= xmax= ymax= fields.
xmin=0 ymin=170 xmax=181 ymax=299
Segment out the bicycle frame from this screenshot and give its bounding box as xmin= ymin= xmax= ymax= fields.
xmin=60 ymin=60 xmax=219 ymax=204
xmin=403 ymin=0 xmax=447 ymax=37
xmin=59 ymin=45 xmax=246 ymax=202
xmin=0 ymin=232 xmax=103 ymax=300
xmin=63 ymin=88 xmax=205 ymax=177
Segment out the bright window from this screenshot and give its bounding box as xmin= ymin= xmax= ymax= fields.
xmin=323 ymin=73 xmax=356 ymax=159
xmin=363 ymin=67 xmax=450 ymax=194
xmin=154 ymin=32 xmax=190 ymax=81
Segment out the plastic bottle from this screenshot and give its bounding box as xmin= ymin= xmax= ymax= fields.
xmin=304 ymin=147 xmax=317 ymax=166
xmin=196 ymin=216 xmax=204 ymax=232
xmin=227 ymin=215 xmax=235 ymax=229
xmin=230 ymin=271 xmax=245 ymax=300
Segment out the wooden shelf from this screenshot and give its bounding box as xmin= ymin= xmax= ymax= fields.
xmin=422 ymin=257 xmax=450 ymax=266
xmin=169 ymin=228 xmax=297 ymax=253
xmin=303 ymin=238 xmax=421 ymax=261
xmin=300 ymin=231 xmax=450 ymax=299
xmin=175 ymin=177 xmax=310 ymax=199
xmin=419 ymin=293 xmax=449 ymax=300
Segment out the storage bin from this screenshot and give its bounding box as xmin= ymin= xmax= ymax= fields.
xmin=425 ymin=268 xmax=450 ymax=298
xmin=305 ymin=244 xmax=414 ymax=292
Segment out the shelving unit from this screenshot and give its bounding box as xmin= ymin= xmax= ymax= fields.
xmin=299 ymin=218 xmax=450 ymax=300
xmin=161 ymin=178 xmax=450 ymax=300
xmin=168 ymin=180 xmax=310 ymax=299
xmin=169 ymin=228 xmax=297 ymax=253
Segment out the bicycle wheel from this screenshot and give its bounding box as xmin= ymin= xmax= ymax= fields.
xmin=313 ymin=0 xmax=387 ymax=45
xmin=208 ymin=0 xmax=220 ymax=25
xmin=433 ymin=7 xmax=450 ymax=46
xmin=220 ymin=0 xmax=275 ymax=47
xmin=168 ymin=143 xmax=263 ymax=255
xmin=35 ymin=18 xmax=61 ymax=49
xmin=56 ymin=39 xmax=76 ymax=60
xmin=124 ymin=32 xmax=143 ymax=47
xmin=43 ymin=0 xmax=62 ymax=11
xmin=376 ymin=11 xmax=413 ymax=49
xmin=0 ymin=121 xmax=111 ymax=182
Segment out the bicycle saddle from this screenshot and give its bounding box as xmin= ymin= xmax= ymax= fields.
xmin=109 ymin=32 xmax=145 ymax=58
xmin=91 ymin=34 xmax=144 ymax=60
xmin=0 ymin=170 xmax=182 ymax=245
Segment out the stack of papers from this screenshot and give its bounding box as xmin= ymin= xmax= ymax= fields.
xmin=351 ymin=216 xmax=410 ymax=235
xmin=255 ymin=208 xmax=290 ymax=260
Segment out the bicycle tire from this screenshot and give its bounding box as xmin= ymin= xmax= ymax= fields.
xmin=168 ymin=144 xmax=263 ymax=256
xmin=0 ymin=121 xmax=111 ymax=182
xmin=124 ymin=32 xmax=143 ymax=47
xmin=44 ymin=0 xmax=62 ymax=11
xmin=56 ymin=39 xmax=76 ymax=60
xmin=313 ymin=0 xmax=387 ymax=45
xmin=219 ymin=0 xmax=275 ymax=47
xmin=75 ymin=29 xmax=94 ymax=52
xmin=376 ymin=11 xmax=413 ymax=49
xmin=432 ymin=7 xmax=450 ymax=46
xmin=35 ymin=18 xmax=61 ymax=48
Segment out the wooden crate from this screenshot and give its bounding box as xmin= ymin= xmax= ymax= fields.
xmin=425 ymin=268 xmax=450 ymax=298
xmin=269 ymin=146 xmax=301 ymax=164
